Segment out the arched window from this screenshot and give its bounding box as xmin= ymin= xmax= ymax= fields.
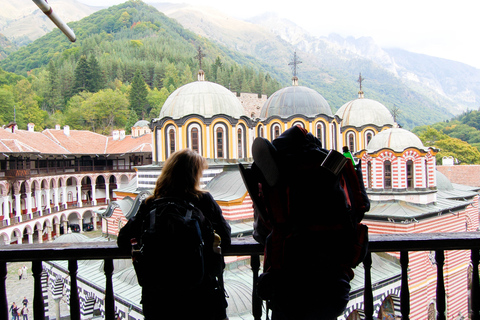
xmin=216 ymin=127 xmax=224 ymax=159
xmin=214 ymin=123 xmax=228 ymax=159
xmin=166 ymin=126 xmax=176 ymax=158
xmin=425 ymin=159 xmax=429 ymax=188
xmin=272 ymin=123 xmax=282 ymax=139
xmin=191 ymin=127 xmax=199 ymax=153
xmin=257 ymin=125 xmax=264 ymax=138
xmin=365 ymin=131 xmax=374 ymax=147
xmin=346 ymin=310 xmax=362 ymax=320
xmin=293 ymin=122 xmax=304 ymax=128
xmin=187 ymin=123 xmax=202 ymax=155
xmin=237 ymin=126 xmax=245 ymax=159
xmin=347 ymin=131 xmax=356 ymax=153
xmin=316 ymin=122 xmax=325 ymax=146
xmin=406 ymin=160 xmax=414 ymax=189
xmin=384 ymin=160 xmax=392 ymax=189
xmin=367 ymin=161 xmax=372 ymax=189
xmin=378 ymin=296 xmax=396 ymax=319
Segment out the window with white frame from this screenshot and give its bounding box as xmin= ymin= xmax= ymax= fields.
xmin=166 ymin=125 xmax=176 ymax=158
xmin=187 ymin=123 xmax=202 ymax=155
xmin=214 ymin=123 xmax=227 ymax=159
xmin=272 ymin=123 xmax=282 ymax=139
xmin=316 ymin=122 xmax=325 ymax=146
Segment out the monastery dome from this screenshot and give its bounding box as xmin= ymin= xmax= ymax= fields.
xmin=159 ymin=79 xmax=245 ymax=119
xmin=335 ymin=97 xmax=395 ymax=128
xmin=367 ymin=128 xmax=426 ymax=152
xmin=260 ymin=85 xmax=332 ymax=118
xmin=436 ymin=171 xmax=454 ymax=191
xmin=133 ymin=120 xmax=149 ymax=127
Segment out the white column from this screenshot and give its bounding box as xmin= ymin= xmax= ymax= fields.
xmin=77 ymin=185 xmax=82 ymax=207
xmin=37 ymin=229 xmax=43 ymax=244
xmin=26 ymin=193 xmax=32 ymax=215
xmin=35 ymin=190 xmax=42 ymax=214
xmin=54 ymin=186 xmax=60 ymax=210
xmin=206 ymin=125 xmax=211 ymax=158
xmin=91 ymin=183 xmax=97 ymax=205
xmin=45 ymin=188 xmax=51 ymax=213
xmin=62 ymin=186 xmax=68 ymax=208
xmin=105 ymin=183 xmax=110 ymax=204
xmin=2 ymin=196 xmax=8 ymax=219
xmin=16 ymin=231 xmax=22 ymax=244
xmin=14 ymin=193 xmax=21 ymax=222
xmin=28 ymin=232 xmax=33 ymax=244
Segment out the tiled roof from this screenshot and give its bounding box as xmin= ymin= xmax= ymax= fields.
xmin=437 ymin=165 xmax=480 ymax=187
xmin=0 ymin=127 xmax=152 ymax=156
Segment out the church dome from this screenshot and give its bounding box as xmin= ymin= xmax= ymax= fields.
xmin=336 ymin=96 xmax=395 ymax=128
xmin=436 ymin=170 xmax=454 ymax=191
xmin=260 ymin=84 xmax=332 ymax=118
xmin=159 ymin=79 xmax=245 ymax=119
xmin=367 ymin=128 xmax=426 ymax=152
xmin=133 ymin=120 xmax=149 ymax=127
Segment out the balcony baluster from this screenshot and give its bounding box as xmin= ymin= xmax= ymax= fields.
xmin=400 ymin=251 xmax=410 ymax=320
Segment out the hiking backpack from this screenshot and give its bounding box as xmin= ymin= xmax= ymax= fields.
xmin=120 ymin=197 xmax=221 ymax=289
xmin=240 ymin=126 xmax=370 ymax=297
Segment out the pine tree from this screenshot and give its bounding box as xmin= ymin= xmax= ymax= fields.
xmin=129 ymin=69 xmax=149 ymax=119
xmin=86 ymin=55 xmax=104 ymax=93
xmin=73 ymin=55 xmax=89 ymax=94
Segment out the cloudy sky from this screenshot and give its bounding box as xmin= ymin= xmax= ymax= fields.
xmin=76 ymin=0 xmax=480 ymax=69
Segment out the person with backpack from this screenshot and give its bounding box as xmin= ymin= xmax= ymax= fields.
xmin=9 ymin=302 xmax=18 ymax=320
xmin=118 ymin=148 xmax=231 ymax=320
xmin=240 ymin=126 xmax=369 ymax=320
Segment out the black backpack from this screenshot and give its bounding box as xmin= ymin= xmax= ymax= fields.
xmin=123 ymin=197 xmax=221 ymax=289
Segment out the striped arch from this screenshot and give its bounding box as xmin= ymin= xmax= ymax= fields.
xmin=375 ymin=288 xmax=401 ymax=319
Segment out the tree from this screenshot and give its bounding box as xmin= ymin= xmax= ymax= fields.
xmin=162 ymin=63 xmax=179 ymax=89
xmin=435 ymin=137 xmax=480 ymax=165
xmin=13 ymin=79 xmax=47 ymax=130
xmin=0 ymin=86 xmax=15 ymax=124
xmin=148 ymin=87 xmax=170 ymax=118
xmin=129 ymin=69 xmax=149 ymax=119
xmin=86 ymin=55 xmax=104 ymax=93
xmin=83 ymin=89 xmax=130 ymax=134
xmin=73 ymin=55 xmax=89 ymax=94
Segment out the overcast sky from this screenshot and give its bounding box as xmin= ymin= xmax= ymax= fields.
xmin=76 ymin=0 xmax=480 ymax=69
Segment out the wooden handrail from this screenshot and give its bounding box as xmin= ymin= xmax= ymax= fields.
xmin=0 ymin=232 xmax=479 ymax=320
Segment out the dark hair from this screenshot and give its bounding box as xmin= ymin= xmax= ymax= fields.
xmin=146 ymin=149 xmax=207 ymax=204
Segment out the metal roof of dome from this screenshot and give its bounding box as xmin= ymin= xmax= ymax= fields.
xmin=436 ymin=170 xmax=454 ymax=191
xmin=260 ymin=82 xmax=332 ymax=118
xmin=159 ymin=74 xmax=245 ymax=119
xmin=133 ymin=120 xmax=149 ymax=127
xmin=367 ymin=128 xmax=427 ymax=152
xmin=335 ymin=94 xmax=395 ymax=128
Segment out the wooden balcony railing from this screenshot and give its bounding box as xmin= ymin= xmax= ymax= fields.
xmin=0 ymin=233 xmax=479 ymax=320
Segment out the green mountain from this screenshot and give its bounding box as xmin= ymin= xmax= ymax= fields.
xmin=0 ymin=0 xmax=281 ymax=123
xmin=0 ymin=0 xmax=466 ymax=130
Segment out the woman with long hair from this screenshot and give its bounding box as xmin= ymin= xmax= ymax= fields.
xmin=118 ymin=149 xmax=231 ymax=320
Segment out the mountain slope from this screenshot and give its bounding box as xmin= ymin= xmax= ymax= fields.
xmin=156 ymin=6 xmax=458 ymax=128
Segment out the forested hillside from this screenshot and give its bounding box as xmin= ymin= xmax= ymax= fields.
xmin=0 ymin=0 xmax=280 ymax=134
xmin=412 ymin=110 xmax=480 ymax=164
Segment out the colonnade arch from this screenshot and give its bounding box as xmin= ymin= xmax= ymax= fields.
xmin=0 ymin=206 xmax=108 ymax=245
